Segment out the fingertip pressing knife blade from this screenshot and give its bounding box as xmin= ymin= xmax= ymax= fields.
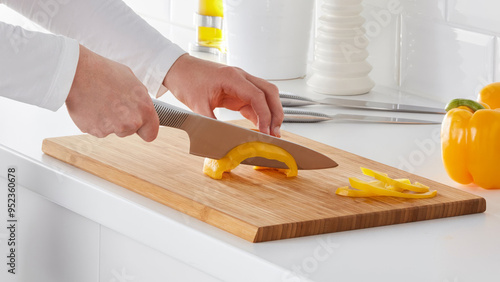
xmin=279 ymin=92 xmax=447 ymax=115
xmin=152 ymin=99 xmax=338 ymax=170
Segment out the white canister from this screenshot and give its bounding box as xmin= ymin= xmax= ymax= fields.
xmin=307 ymin=0 xmax=374 ymax=95
xmin=223 ymin=0 xmax=314 ymax=80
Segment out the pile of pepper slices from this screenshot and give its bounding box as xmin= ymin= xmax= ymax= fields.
xmin=335 ymin=167 xmax=437 ymax=198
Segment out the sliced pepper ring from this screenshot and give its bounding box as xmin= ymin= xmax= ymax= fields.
xmin=203 ymin=141 xmax=298 ymax=179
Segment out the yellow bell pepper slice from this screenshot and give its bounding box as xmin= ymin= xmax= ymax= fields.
xmin=203 ymin=141 xmax=298 ymax=179
xmin=336 ymin=186 xmax=376 ymax=197
xmin=360 ymin=167 xmax=430 ymax=193
xmin=382 ymin=178 xmax=412 ymax=192
xmin=336 ymin=179 xmax=410 ymax=197
xmin=346 ymin=178 xmax=437 ymax=199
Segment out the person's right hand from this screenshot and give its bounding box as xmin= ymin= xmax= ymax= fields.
xmin=65 ymin=45 xmax=159 ymax=142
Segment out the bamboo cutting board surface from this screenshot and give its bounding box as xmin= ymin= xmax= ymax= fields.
xmin=42 ymin=120 xmax=486 ymax=242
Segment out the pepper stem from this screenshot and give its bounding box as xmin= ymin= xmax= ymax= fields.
xmin=445 ymin=98 xmax=485 ymax=112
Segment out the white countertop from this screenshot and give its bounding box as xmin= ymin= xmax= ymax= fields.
xmin=1 ymin=79 xmax=500 ymax=282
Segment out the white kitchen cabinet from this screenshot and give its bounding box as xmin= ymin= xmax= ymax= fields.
xmin=99 ymin=226 xmax=222 ymax=282
xmin=0 ymin=177 xmax=222 ymax=282
xmin=0 ymin=183 xmax=100 ymax=282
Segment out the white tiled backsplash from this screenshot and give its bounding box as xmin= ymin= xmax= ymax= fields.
xmin=2 ymin=0 xmax=500 ymax=103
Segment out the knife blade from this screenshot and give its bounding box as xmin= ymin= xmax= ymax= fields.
xmin=152 ymin=99 xmax=338 ymax=170
xmin=280 ymin=92 xmax=447 ymax=114
xmin=283 ymin=109 xmax=441 ymax=124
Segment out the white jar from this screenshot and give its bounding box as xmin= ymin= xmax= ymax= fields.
xmin=307 ymin=0 xmax=374 ymax=95
xmin=223 ymin=0 xmax=315 ymax=80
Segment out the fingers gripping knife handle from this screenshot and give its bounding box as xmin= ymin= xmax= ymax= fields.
xmin=152 ymin=99 xmax=190 ymax=129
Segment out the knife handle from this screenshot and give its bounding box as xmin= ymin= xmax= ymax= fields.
xmin=283 ymin=109 xmax=331 ymax=123
xmin=279 ymin=92 xmax=319 ymax=107
xmin=152 ymin=99 xmax=191 ymax=129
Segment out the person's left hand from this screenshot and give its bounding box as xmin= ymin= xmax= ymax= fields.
xmin=163 ymin=54 xmax=284 ymax=137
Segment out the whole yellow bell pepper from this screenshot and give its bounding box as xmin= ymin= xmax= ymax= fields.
xmin=441 ymin=95 xmax=500 ymax=189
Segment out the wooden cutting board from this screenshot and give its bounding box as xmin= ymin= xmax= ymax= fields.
xmin=42 ymin=120 xmax=486 ymax=243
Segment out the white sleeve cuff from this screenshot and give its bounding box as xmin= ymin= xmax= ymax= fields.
xmin=141 ymin=44 xmax=187 ymax=98
xmin=39 ymin=37 xmax=80 ymax=111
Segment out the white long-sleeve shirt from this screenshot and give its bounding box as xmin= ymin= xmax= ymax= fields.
xmin=0 ymin=0 xmax=186 ymax=111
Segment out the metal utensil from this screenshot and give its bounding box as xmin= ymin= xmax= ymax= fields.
xmin=280 ymin=92 xmax=447 ymax=114
xmin=152 ymin=99 xmax=338 ymax=169
xmin=283 ymin=109 xmax=441 ymax=124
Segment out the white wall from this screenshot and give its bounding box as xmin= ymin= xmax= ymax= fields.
xmin=363 ymin=0 xmax=498 ymax=102
xmin=2 ymin=0 xmax=499 ymax=103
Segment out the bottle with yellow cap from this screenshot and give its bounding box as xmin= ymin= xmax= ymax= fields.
xmin=194 ymin=0 xmax=225 ymax=53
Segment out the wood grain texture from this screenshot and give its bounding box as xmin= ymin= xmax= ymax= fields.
xmin=41 ymin=120 xmax=486 ymax=242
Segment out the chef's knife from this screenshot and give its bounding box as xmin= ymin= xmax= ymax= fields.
xmin=280 ymin=92 xmax=447 ymax=114
xmin=152 ymin=99 xmax=338 ymax=170
xmin=283 ymin=109 xmax=441 ymax=124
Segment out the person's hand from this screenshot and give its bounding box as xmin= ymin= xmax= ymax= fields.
xmin=65 ymin=45 xmax=159 ymax=142
xmin=163 ymin=54 xmax=284 ymax=137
